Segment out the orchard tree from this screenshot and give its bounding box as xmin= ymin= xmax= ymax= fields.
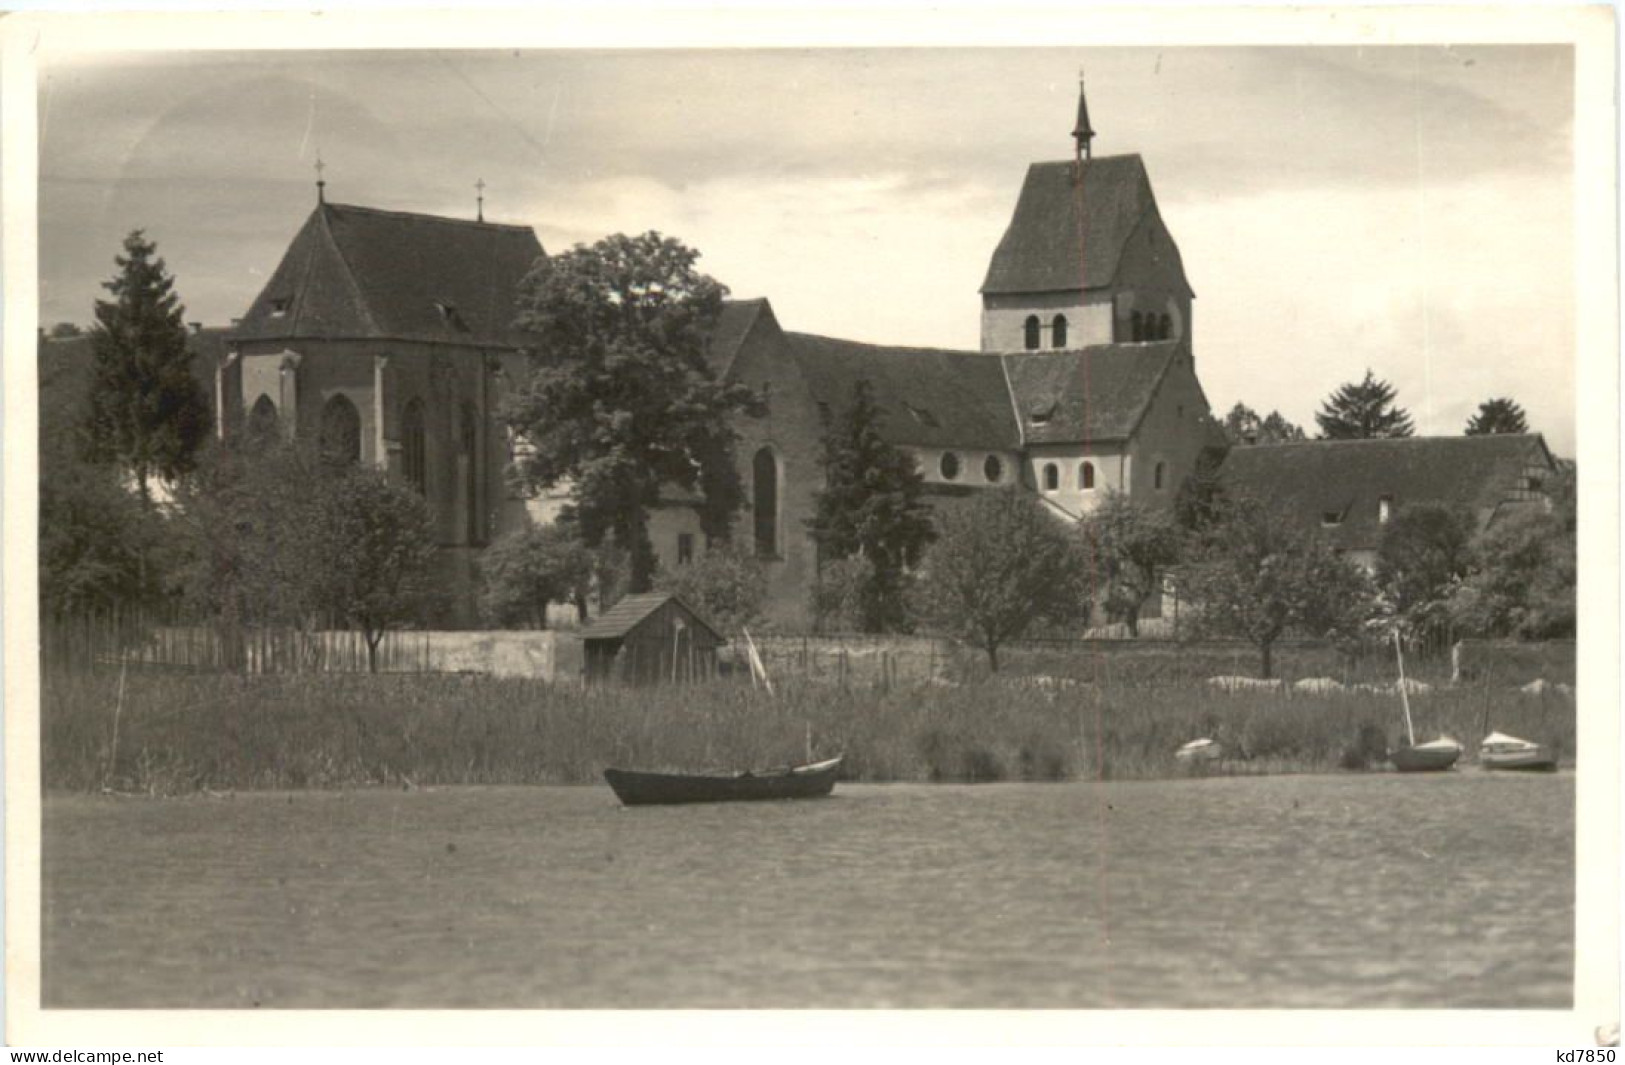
xmin=1464 ymin=397 xmax=1530 ymax=436
xmin=655 ymin=540 xmax=768 ymax=637
xmin=1314 ymin=370 xmax=1414 ymax=440
xmin=504 ymin=232 xmax=760 ymax=594
xmin=915 ymin=488 xmax=1087 ymax=671
xmin=1182 ymin=495 xmax=1373 ymax=678
xmin=84 ymin=230 xmax=211 ymax=502
xmin=1374 ymin=502 xmax=1475 ymax=647
xmin=1077 ymin=491 xmax=1183 ymax=637
xmin=808 ymin=379 xmax=936 ymax=632
xmin=480 ymin=523 xmax=594 ymax=629
xmin=1222 ymin=402 xmax=1306 ymax=446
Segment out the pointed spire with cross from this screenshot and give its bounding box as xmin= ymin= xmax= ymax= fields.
xmin=476 ymin=178 xmax=485 ymax=223
xmin=315 ymin=154 xmax=327 ymax=204
xmin=1073 ymin=68 xmax=1096 ymax=165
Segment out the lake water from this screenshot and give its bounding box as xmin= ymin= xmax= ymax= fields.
xmin=42 ymin=773 xmax=1572 ymax=1009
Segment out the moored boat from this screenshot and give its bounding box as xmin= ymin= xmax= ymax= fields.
xmin=604 ymin=755 xmax=843 ymax=806
xmin=1390 ymin=736 xmax=1463 ymax=773
xmin=1478 ymin=731 xmax=1558 ymax=772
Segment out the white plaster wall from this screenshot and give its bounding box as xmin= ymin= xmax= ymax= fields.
xmin=1028 ymin=445 xmax=1129 ymax=520
xmin=909 ymin=446 xmax=1022 ymax=488
xmin=980 ymin=293 xmax=1113 ymax=353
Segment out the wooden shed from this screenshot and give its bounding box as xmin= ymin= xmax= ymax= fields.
xmin=579 ymin=592 xmax=725 ymax=685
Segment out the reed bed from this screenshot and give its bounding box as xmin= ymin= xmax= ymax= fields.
xmin=42 ymin=667 xmax=1577 ymax=795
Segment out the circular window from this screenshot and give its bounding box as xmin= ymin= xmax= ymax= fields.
xmin=983 ymin=455 xmax=1003 ymax=482
xmin=939 ymin=452 xmax=961 ymax=481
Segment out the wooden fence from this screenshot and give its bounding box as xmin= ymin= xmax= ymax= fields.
xmin=42 ymin=613 xmax=432 ymax=675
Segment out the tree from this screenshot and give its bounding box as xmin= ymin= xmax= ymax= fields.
xmin=1182 ymin=495 xmax=1373 ymax=678
xmin=48 ymin=321 xmax=84 ymax=339
xmin=480 ymin=523 xmax=595 ymax=630
xmin=1222 ymin=402 xmax=1306 ymax=446
xmin=1464 ymin=397 xmax=1530 ymax=436
xmin=177 ymin=437 xmax=438 ymax=671
xmin=1374 ymin=503 xmax=1474 ymax=647
xmin=655 ymin=541 xmax=768 ymax=638
xmin=1314 ymin=369 xmax=1414 ymax=440
xmin=1448 ymin=508 xmax=1575 ymax=639
xmin=1173 ymin=444 xmax=1230 ymax=532
xmin=504 ymin=232 xmax=760 ymax=594
xmin=83 ymin=230 xmax=212 ymax=502
xmin=914 ymin=488 xmax=1087 ymax=671
xmin=807 ymin=379 xmax=937 ymax=632
xmin=1077 ymin=491 xmax=1183 ymax=637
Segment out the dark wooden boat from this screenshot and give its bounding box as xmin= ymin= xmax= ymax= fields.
xmin=604 ymin=755 xmax=843 ymax=806
xmin=1390 ymin=737 xmax=1463 ymax=773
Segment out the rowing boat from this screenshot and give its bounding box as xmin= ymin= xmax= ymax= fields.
xmin=603 ymin=756 xmax=843 ymax=806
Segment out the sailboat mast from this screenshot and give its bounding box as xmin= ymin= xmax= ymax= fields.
xmin=1393 ymin=629 xmax=1416 ymax=747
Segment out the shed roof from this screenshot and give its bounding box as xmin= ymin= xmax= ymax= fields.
xmin=981 ymin=155 xmax=1169 ymax=296
xmin=1218 ymin=434 xmax=1557 ymax=552
xmin=784 ymin=332 xmax=1021 ymax=450
xmin=578 ymin=592 xmax=725 ymax=642
xmin=232 ymin=203 xmax=543 ymax=348
xmin=1002 ymin=341 xmax=1182 ymax=444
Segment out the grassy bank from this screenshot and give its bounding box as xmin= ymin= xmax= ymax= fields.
xmin=42 ymin=668 xmax=1577 ymax=794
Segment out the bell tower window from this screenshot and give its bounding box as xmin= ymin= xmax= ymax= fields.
xmin=1023 ymin=315 xmax=1041 ymax=351
xmin=1051 ymin=314 xmax=1068 ymax=349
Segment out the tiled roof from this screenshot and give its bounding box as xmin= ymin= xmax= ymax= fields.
xmin=1002 ymin=342 xmax=1182 ymax=444
xmin=706 ymin=298 xmax=773 ymax=378
xmin=1218 ymin=434 xmax=1557 ymax=552
xmin=783 ymin=333 xmax=1021 ymax=451
xmin=232 ymin=203 xmax=543 ymax=348
xmin=981 ymin=155 xmax=1170 ymax=296
xmin=578 ymin=592 xmax=723 ymax=642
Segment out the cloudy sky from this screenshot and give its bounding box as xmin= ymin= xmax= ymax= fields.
xmin=37 ymin=45 xmax=1575 ymax=453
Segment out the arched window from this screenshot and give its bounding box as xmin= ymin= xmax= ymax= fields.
xmin=1159 ymin=313 xmax=1173 ymax=340
xmin=246 ymin=394 xmax=278 ymax=441
xmin=1051 ymin=314 xmax=1068 ymax=349
xmin=1080 ymin=461 xmax=1095 ymax=490
xmin=939 ymin=452 xmax=961 ymax=481
xmin=459 ymin=401 xmax=481 ymax=544
xmin=402 ymin=398 xmax=427 ymax=494
xmin=1154 ymin=461 xmax=1167 ymax=491
xmin=1131 ymin=312 xmax=1143 ymax=342
xmin=983 ymin=455 xmax=1003 ymax=483
xmin=318 ymin=394 xmax=361 ymax=464
xmin=1043 ymin=463 xmax=1059 ymax=492
xmin=753 ymin=446 xmax=779 ymax=559
xmin=1023 ymin=315 xmax=1041 ymax=351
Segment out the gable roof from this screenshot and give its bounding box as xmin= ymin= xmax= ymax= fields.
xmin=1218 ymin=434 xmax=1557 ymax=552
xmin=1001 ymin=341 xmax=1182 ymax=444
xmin=784 ymin=333 xmax=1021 ymax=451
xmin=705 ymin=298 xmax=775 ymax=378
xmin=578 ymin=592 xmax=724 ymax=642
xmin=232 ymin=203 xmax=544 ymax=348
xmin=981 ymin=155 xmax=1168 ymax=296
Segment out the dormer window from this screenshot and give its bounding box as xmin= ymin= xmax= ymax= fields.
xmin=1029 ymin=402 xmax=1056 ymax=426
xmin=435 ymin=301 xmax=470 ymax=332
xmin=905 ymin=403 xmax=939 ymax=429
xmin=1322 ymin=511 xmax=1344 ymax=527
xmin=268 ymin=297 xmax=291 ymax=318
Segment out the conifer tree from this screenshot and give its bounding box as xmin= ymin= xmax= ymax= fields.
xmin=1313 ymin=369 xmax=1414 ymax=440
xmin=84 ymin=230 xmax=211 ymax=502
xmin=1464 ymin=397 xmax=1529 ymax=436
xmin=808 ymin=380 xmax=935 ymax=632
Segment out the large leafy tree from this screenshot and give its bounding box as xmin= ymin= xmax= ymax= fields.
xmin=1448 ymin=508 xmax=1575 ymax=639
xmin=1314 ymin=369 xmax=1414 ymax=440
xmin=83 ymin=230 xmax=212 ymax=502
xmin=504 ymin=232 xmax=760 ymax=594
xmin=178 ymin=438 xmax=438 ymax=671
xmin=655 ymin=540 xmax=768 ymax=638
xmin=915 ymin=488 xmax=1087 ymax=671
xmin=808 ymin=379 xmax=936 ymax=632
xmin=1182 ymin=495 xmax=1373 ymax=678
xmin=1221 ymin=402 xmax=1306 ymax=446
xmin=1374 ymin=502 xmax=1475 ymax=647
xmin=1077 ymin=491 xmax=1183 ymax=637
xmin=1464 ymin=397 xmax=1530 ymax=436
xmin=480 ymin=523 xmax=595 ymax=629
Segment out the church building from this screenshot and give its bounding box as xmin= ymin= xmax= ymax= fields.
xmin=211 ymin=80 xmax=1224 ymax=628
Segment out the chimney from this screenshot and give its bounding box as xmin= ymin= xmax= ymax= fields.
xmin=189 ymin=322 xmax=203 ymax=335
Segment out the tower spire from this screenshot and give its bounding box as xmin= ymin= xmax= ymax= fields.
xmin=1072 ymin=69 xmax=1096 ymax=166
xmin=476 ymin=177 xmax=486 ymax=223
xmin=315 ymin=154 xmax=327 ymax=204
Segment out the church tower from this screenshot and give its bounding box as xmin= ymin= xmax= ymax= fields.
xmin=979 ymin=76 xmax=1194 ymax=354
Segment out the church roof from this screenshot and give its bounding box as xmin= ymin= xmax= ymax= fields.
xmin=1003 ymin=341 xmax=1184 ymax=444
xmin=980 ymin=155 xmax=1163 ymax=296
xmin=706 ymin=298 xmax=775 ymax=378
xmin=232 ymin=203 xmax=543 ymax=348
xmin=1217 ymin=434 xmax=1557 ymax=552
xmin=784 ymin=333 xmax=1021 ymax=450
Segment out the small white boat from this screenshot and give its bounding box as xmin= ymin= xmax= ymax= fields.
xmin=1175 ymin=738 xmax=1222 ymax=762
xmin=1478 ymin=731 xmax=1558 ymax=772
